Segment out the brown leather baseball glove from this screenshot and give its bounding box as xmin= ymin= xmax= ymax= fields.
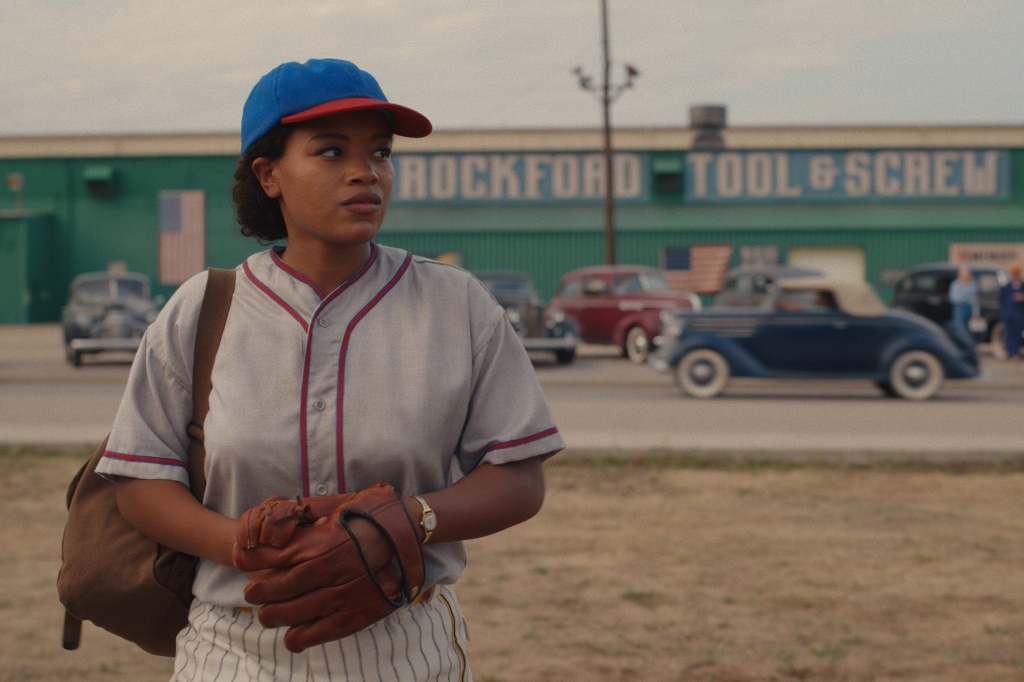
xmin=232 ymin=483 xmax=425 ymax=653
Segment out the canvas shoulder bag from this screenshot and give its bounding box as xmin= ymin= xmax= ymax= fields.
xmin=57 ymin=267 xmax=236 ymax=657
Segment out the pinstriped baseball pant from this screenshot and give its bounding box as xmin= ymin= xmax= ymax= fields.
xmin=171 ymin=585 xmax=471 ymax=681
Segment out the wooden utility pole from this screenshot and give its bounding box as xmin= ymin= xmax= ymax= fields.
xmin=574 ymin=0 xmax=637 ymax=266
xmin=600 ymin=0 xmax=615 ymax=265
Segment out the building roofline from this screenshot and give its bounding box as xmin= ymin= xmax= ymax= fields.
xmin=2 ymin=124 xmax=1023 ymax=159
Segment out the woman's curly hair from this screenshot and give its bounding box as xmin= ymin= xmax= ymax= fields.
xmin=232 ymin=124 xmax=295 ymax=242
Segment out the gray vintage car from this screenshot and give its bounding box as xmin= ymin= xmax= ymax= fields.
xmin=474 ymin=270 xmax=578 ymax=364
xmin=61 ymin=271 xmax=162 ymax=366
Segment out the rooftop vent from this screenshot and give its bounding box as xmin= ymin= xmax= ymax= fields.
xmin=690 ymin=105 xmax=726 ymax=150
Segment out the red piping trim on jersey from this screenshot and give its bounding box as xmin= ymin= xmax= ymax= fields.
xmin=298 ymin=244 xmax=380 ymax=497
xmin=335 ymin=252 xmax=413 ymax=491
xmin=102 ymin=450 xmax=187 ymax=469
xmin=469 ymin=426 xmax=560 ymax=470
xmin=271 ymin=247 xmax=326 ymax=300
xmin=243 ymin=261 xmax=309 ymax=332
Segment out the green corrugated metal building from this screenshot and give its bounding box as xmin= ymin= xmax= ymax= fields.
xmin=1 ymin=124 xmax=1023 ymax=322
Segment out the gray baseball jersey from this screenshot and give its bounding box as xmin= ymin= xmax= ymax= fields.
xmin=97 ymin=244 xmax=564 ymax=608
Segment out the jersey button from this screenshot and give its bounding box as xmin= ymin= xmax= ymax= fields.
xmin=317 ymin=317 xmax=330 ymax=328
xmin=313 ymin=400 xmax=326 ymax=411
xmin=315 ymin=484 xmax=328 ymax=495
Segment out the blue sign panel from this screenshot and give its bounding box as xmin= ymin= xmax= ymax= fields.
xmin=685 ymin=150 xmax=1009 ymax=203
xmin=391 ymin=152 xmax=649 ymax=204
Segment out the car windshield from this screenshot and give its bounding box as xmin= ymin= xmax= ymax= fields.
xmin=480 ymin=277 xmax=532 ymax=297
xmin=640 ymin=273 xmax=672 ymax=293
xmin=74 ymin=276 xmax=147 ymax=301
xmin=116 ymin=279 xmax=146 ymax=298
xmin=75 ymin=279 xmax=114 ymax=300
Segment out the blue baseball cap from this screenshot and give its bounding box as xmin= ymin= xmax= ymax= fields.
xmin=241 ymin=59 xmax=432 ymax=153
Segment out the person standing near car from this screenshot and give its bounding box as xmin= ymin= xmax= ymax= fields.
xmin=999 ymin=263 xmax=1024 ymax=362
xmin=948 ymin=266 xmax=980 ymax=334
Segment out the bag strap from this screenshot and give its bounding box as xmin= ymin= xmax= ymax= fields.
xmin=184 ymin=268 xmax=236 ymax=503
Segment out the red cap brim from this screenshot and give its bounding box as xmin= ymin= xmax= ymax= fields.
xmin=280 ymin=97 xmax=432 ymax=138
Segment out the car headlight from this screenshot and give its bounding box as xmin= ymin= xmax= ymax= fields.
xmin=504 ymin=306 xmax=523 ymax=328
xmin=74 ymin=313 xmax=94 ymax=328
xmin=547 ymin=310 xmax=566 ymax=324
xmin=659 ymin=309 xmax=684 ymax=338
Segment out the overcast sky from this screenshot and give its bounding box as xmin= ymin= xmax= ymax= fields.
xmin=1 ymin=0 xmax=1022 ymax=137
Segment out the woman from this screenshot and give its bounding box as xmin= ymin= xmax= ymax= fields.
xmin=948 ymin=266 xmax=980 ymax=334
xmin=97 ymin=59 xmax=563 ymax=680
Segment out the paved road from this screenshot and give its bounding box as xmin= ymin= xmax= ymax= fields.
xmin=2 ymin=325 xmax=1022 ymax=460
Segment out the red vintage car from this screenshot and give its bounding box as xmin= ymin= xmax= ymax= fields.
xmin=544 ymin=265 xmax=701 ymax=363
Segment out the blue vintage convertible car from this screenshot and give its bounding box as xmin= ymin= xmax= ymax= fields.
xmin=650 ymin=278 xmax=979 ymax=400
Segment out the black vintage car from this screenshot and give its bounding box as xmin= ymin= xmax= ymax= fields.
xmin=890 ymin=263 xmax=1008 ymax=352
xmin=61 ymin=271 xmax=162 ymax=366
xmin=474 ymin=271 xmax=578 ymax=364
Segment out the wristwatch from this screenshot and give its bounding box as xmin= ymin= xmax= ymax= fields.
xmin=413 ymin=495 xmax=437 ymax=544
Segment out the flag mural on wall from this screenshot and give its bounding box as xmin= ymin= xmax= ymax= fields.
xmin=660 ymin=244 xmax=734 ymax=295
xmin=158 ymin=190 xmax=206 ymax=285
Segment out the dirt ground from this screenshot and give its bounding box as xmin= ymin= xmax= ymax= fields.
xmin=3 ymin=448 xmax=1024 ymax=682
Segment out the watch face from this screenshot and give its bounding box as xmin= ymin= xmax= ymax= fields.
xmin=423 ymin=513 xmax=438 ymax=532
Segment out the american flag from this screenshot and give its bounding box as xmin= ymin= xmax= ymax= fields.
xmin=158 ymin=190 xmax=206 ymax=285
xmin=660 ymin=244 xmax=733 ymax=295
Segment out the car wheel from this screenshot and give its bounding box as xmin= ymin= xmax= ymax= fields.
xmin=888 ymin=350 xmax=944 ymax=400
xmin=555 ymin=349 xmax=576 ymax=365
xmin=989 ymin=321 xmax=1007 ymax=360
xmin=674 ymin=349 xmax=730 ymax=398
xmin=624 ymin=326 xmax=650 ymax=364
xmin=874 ymin=380 xmax=898 ymax=398
xmin=66 ymin=347 xmax=81 ymax=367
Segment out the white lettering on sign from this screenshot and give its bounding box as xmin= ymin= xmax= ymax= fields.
xmin=809 ymin=155 xmax=839 ymax=190
xmin=686 ymin=149 xmax=1008 ymax=203
xmin=774 ymin=153 xmax=803 ymax=197
xmin=844 ymin=152 xmax=871 ymax=196
xmin=582 ymin=154 xmax=604 ymax=198
xmin=551 ymin=154 xmax=579 ymax=198
xmin=393 ymin=152 xmax=647 ymax=202
xmin=430 ymin=155 xmax=458 ymax=200
xmin=717 ymin=153 xmax=744 ymax=198
xmin=746 ymin=153 xmax=773 ymax=197
xmin=964 ymin=151 xmax=999 ymax=196
xmin=688 ymin=153 xmax=713 ymax=197
xmin=903 ymin=152 xmax=930 ymax=196
xmin=490 ymin=154 xmax=520 ymax=199
xmin=933 ymin=151 xmax=960 ymax=197
xmin=460 ymin=155 xmax=488 ymax=199
xmin=614 ymin=154 xmax=643 ymax=197
xmin=397 ymin=156 xmax=428 ymax=200
xmin=874 ymin=152 xmax=900 ymax=196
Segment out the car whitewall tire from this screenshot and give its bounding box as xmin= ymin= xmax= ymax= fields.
xmin=989 ymin=321 xmax=1008 ymax=360
xmin=674 ymin=348 xmax=730 ymax=398
xmin=888 ymin=350 xmax=944 ymax=400
xmin=625 ymin=326 xmax=650 ymax=364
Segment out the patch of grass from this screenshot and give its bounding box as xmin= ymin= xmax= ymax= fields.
xmin=0 ymin=444 xmax=95 ymax=460
xmin=531 ymin=566 xmax=549 ymax=575
xmin=773 ymin=648 xmax=812 ymax=679
xmin=810 ymin=641 xmax=843 ymax=658
xmin=551 ymin=450 xmax=1024 ymax=474
xmin=622 ymin=590 xmax=662 ymax=607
